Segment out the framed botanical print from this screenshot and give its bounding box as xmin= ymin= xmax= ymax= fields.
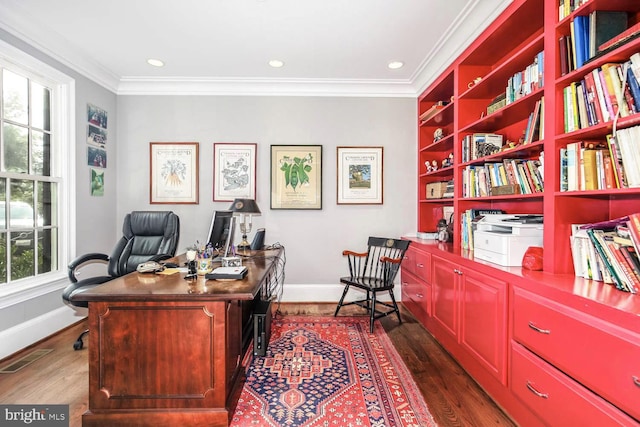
xmin=149 ymin=142 xmax=199 ymax=204
xmin=213 ymin=143 xmax=257 ymax=201
xmin=337 ymin=146 xmax=383 ymax=205
xmin=270 ymin=145 xmax=322 ymax=210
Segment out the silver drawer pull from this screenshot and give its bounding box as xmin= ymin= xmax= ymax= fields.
xmin=417 ymin=263 xmax=424 ymax=268
xmin=633 ymin=376 xmax=640 ymax=388
xmin=416 ymin=293 xmax=423 ymax=298
xmin=528 ymin=321 xmax=551 ymax=334
xmin=526 ymin=381 xmax=549 ymax=399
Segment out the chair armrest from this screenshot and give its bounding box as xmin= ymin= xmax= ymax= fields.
xmin=68 ymin=253 xmax=109 ymax=283
xmin=380 ymin=256 xmax=403 ymax=265
xmin=342 ymin=250 xmax=368 ymax=257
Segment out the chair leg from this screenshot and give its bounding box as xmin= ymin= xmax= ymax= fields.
xmin=369 ymin=292 xmax=377 ymax=333
xmin=389 ymin=289 xmax=402 ymax=325
xmin=334 ymin=285 xmax=350 ymax=317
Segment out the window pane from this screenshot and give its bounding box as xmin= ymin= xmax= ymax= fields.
xmin=32 ymin=130 xmax=51 ymax=175
xmin=2 ymin=69 xmax=28 ymax=125
xmin=38 ymin=228 xmax=55 ymax=274
xmin=0 ymin=179 xmax=5 ymax=230
xmin=3 ymin=123 xmax=28 ymax=173
xmin=10 ymin=230 xmax=34 ymax=280
xmin=0 ymin=233 xmax=6 ymax=284
xmin=31 ymin=82 xmax=51 ymax=131
xmin=10 ymin=180 xmax=34 ymax=228
xmin=37 ymin=181 xmax=55 ymax=227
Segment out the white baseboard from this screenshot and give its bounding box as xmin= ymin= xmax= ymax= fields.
xmin=280 ymin=283 xmax=401 ymax=302
xmin=0 ymin=306 xmax=84 ymax=360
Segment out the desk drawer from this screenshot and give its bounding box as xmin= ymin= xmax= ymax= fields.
xmin=512 ymin=287 xmax=640 ymax=420
xmin=511 ymin=342 xmax=637 ymax=427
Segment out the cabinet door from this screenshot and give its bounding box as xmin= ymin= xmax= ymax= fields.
xmin=460 ymin=269 xmax=508 ymax=384
xmin=431 ymin=256 xmax=458 ymax=339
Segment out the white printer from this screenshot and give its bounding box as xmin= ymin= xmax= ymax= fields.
xmin=473 ymin=214 xmax=543 ymax=267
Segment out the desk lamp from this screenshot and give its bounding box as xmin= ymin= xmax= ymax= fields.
xmin=229 ymin=198 xmax=261 ymax=250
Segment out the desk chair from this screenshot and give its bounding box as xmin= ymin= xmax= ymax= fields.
xmin=334 ymin=237 xmax=410 ymax=333
xmin=62 ymin=211 xmax=180 ymax=349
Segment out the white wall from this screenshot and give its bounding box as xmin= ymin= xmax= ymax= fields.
xmin=117 ymin=95 xmax=417 ymax=301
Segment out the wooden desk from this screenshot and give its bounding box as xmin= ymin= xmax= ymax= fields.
xmin=72 ymin=249 xmax=282 ymax=427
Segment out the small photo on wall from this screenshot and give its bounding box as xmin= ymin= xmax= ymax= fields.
xmin=87 ymin=103 xmax=108 ymax=129
xmin=88 ymin=146 xmax=107 ymax=168
xmin=87 ymin=124 xmax=107 ymax=146
xmin=90 ymin=168 xmax=104 ymax=196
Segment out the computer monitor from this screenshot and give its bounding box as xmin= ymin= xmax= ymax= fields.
xmin=207 ymin=210 xmax=235 ymax=256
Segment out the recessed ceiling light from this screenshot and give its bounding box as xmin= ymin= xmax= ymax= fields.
xmin=388 ymin=61 xmax=404 ymax=69
xmin=269 ymin=59 xmax=285 ymax=68
xmin=147 ymin=59 xmax=164 ymax=67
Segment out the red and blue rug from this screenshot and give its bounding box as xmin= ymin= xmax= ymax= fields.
xmin=231 ymin=316 xmax=437 ymax=427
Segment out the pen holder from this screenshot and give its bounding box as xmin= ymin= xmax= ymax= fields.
xmin=221 ymin=256 xmax=242 ymax=267
xmin=196 ymin=258 xmax=213 ymax=275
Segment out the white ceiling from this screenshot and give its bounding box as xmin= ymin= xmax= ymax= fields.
xmin=0 ymin=0 xmax=511 ymax=96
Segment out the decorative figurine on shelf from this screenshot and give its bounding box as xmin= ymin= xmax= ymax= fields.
xmin=431 ymin=160 xmax=438 ymax=171
xmin=433 ymin=128 xmax=444 ymax=143
xmin=442 ymin=152 xmax=454 ymax=168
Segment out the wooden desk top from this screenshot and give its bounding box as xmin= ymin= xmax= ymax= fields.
xmin=71 ymin=248 xmax=282 ymax=303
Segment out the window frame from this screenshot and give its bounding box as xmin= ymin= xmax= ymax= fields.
xmin=0 ymin=39 xmax=75 ymax=299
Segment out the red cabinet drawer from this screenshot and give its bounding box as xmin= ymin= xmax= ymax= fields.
xmin=512 ymin=287 xmax=640 ymax=421
xmin=413 ymin=250 xmax=431 ymax=283
xmin=511 ymin=342 xmax=637 ymax=427
xmin=401 ymin=270 xmax=431 ymax=325
xmin=402 ymin=248 xmax=417 ymax=276
xmin=402 ymin=248 xmax=431 ymax=283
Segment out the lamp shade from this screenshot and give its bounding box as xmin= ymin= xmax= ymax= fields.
xmin=229 ymin=198 xmax=261 ymax=215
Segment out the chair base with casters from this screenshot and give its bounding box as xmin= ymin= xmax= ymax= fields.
xmin=73 ymin=330 xmax=89 ymax=350
xmin=334 ymin=237 xmax=410 ymax=333
xmin=62 ymin=211 xmax=180 ymax=350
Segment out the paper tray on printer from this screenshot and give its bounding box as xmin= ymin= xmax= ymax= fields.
xmin=206 ymin=266 xmax=248 ymax=280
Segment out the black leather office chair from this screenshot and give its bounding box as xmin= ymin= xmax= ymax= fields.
xmin=334 ymin=237 xmax=411 ymax=333
xmin=62 ymin=211 xmax=180 ymax=349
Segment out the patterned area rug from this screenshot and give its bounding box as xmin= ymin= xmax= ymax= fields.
xmin=231 ymin=316 xmax=437 ymax=427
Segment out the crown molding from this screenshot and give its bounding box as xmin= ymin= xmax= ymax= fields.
xmin=0 ymin=2 xmax=121 ymax=92
xmin=117 ymin=76 xmax=417 ymax=97
xmin=412 ymin=0 xmax=513 ymax=95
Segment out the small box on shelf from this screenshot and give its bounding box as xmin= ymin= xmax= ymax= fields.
xmin=426 ymin=181 xmax=449 ymax=199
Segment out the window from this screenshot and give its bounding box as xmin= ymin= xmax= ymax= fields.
xmin=0 ymin=41 xmax=74 ymax=291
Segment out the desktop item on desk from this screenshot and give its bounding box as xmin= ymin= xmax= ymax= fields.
xmin=473 ymin=214 xmax=543 ymax=267
xmin=229 ymin=198 xmax=261 ymax=250
xmin=206 ymin=210 xmax=237 ymax=262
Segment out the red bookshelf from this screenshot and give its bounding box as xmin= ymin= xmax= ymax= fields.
xmin=405 ymin=0 xmax=640 ymax=425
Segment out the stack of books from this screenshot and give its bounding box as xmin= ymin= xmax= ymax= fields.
xmin=559 ymin=123 xmax=640 ymax=192
xmin=506 ymin=51 xmax=544 ymax=105
xmin=562 ymin=53 xmax=640 ymax=132
xmin=462 ymin=157 xmax=544 ymax=198
xmin=570 ymin=214 xmax=640 ymax=293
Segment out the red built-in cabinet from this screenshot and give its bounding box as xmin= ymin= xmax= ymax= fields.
xmin=403 ymin=0 xmax=640 ymax=425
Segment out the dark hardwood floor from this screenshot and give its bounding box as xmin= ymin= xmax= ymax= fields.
xmin=0 ymin=303 xmax=515 ymax=427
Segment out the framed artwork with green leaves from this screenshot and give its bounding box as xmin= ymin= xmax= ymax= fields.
xmin=270 ymin=145 xmax=322 ymax=209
